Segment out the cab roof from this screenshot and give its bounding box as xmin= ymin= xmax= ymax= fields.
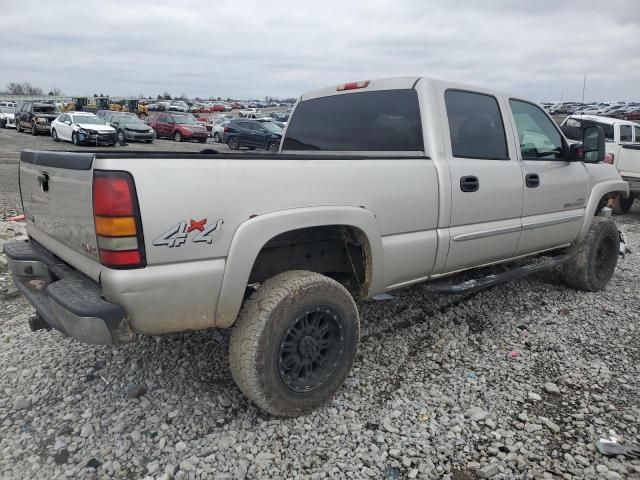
xmin=567 ymin=114 xmax=639 ymax=127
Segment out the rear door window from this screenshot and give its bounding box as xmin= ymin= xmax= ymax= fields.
xmin=445 ymin=90 xmax=508 ymax=160
xmin=620 ymin=125 xmax=633 ymax=142
xmin=634 ymin=126 xmax=640 ymax=143
xmin=283 ymin=89 xmax=423 ymax=151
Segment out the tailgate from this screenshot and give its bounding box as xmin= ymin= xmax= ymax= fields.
xmin=20 ymin=151 xmax=101 ymax=281
xmin=617 ymin=144 xmax=640 ymax=178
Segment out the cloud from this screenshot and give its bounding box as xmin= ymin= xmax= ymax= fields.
xmin=0 ymin=0 xmax=637 ymax=101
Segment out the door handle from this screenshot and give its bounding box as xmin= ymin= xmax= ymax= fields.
xmin=525 ymin=173 xmax=540 ymax=188
xmin=460 ymin=175 xmax=479 ymax=192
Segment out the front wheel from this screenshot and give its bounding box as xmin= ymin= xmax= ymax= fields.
xmin=174 ymin=131 xmax=182 ymax=142
xmin=227 ymin=136 xmax=239 ymax=150
xmin=564 ymin=217 xmax=620 ymax=292
xmin=117 ymin=130 xmax=126 ymax=144
xmin=229 ymin=270 xmax=360 ymax=417
xmin=52 ymin=129 xmax=59 ymax=142
xmin=31 ymin=123 xmax=38 ymax=136
xmin=72 ymin=132 xmax=79 ymax=146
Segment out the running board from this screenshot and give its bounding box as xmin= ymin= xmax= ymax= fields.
xmin=427 ymin=254 xmax=571 ymax=294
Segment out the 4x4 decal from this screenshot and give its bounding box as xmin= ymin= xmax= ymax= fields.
xmin=153 ymin=218 xmax=223 ymax=248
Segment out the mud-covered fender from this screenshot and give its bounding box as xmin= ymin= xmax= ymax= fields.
xmin=215 ymin=206 xmax=384 ymax=328
xmin=577 ymin=179 xmax=629 ymax=242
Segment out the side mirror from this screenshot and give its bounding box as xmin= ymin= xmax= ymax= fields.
xmin=582 ymin=125 xmax=605 ymax=163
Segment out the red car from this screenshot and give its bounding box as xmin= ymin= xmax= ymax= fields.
xmin=623 ymin=111 xmax=640 ymax=121
xmin=148 ymin=113 xmax=208 ymax=143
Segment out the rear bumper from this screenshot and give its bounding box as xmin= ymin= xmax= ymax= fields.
xmin=3 ymin=239 xmax=132 ymax=345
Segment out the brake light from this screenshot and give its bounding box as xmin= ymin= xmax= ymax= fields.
xmin=93 ymin=171 xmax=145 ymax=269
xmin=224 ymin=126 xmax=230 ymax=133
xmin=337 ymin=80 xmax=370 ymax=91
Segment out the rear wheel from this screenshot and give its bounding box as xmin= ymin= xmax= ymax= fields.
xmin=213 ymin=132 xmax=221 ymax=143
xmin=227 ymin=136 xmax=239 ymax=150
xmin=52 ymin=129 xmax=59 ymax=142
xmin=174 ymin=131 xmax=182 ymax=142
xmin=229 ymin=270 xmax=360 ymax=417
xmin=267 ymin=141 xmax=279 ymax=153
xmin=564 ymin=217 xmax=619 ymax=292
xmin=31 ymin=123 xmax=38 ymax=136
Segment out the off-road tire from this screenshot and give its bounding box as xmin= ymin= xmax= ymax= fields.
xmin=612 ymin=193 xmax=635 ymax=214
xmin=229 ymin=270 xmax=360 ymax=417
xmin=564 ymin=217 xmax=619 ymax=291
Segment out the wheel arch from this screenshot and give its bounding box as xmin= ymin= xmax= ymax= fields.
xmin=215 ymin=206 xmax=384 ymax=327
xmin=578 ymin=178 xmax=629 ymax=242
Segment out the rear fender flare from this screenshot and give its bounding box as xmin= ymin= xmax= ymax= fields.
xmin=214 ymin=206 xmax=383 ymax=327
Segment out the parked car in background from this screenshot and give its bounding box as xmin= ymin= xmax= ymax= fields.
xmin=0 ymin=101 xmax=17 ymax=128
xmin=561 ymin=114 xmax=640 ymax=213
xmin=148 ymin=113 xmax=208 ymax=142
xmin=202 ymin=114 xmax=233 ymax=137
xmin=212 ymin=119 xmax=231 ymax=143
xmin=223 ymin=118 xmax=282 ymax=151
xmin=269 ymin=112 xmax=290 ymax=122
xmin=167 ymin=101 xmax=189 ymax=112
xmin=51 ymin=112 xmax=116 ymax=146
xmin=15 ymin=101 xmax=60 ymax=135
xmin=104 ymin=111 xmax=155 ymax=143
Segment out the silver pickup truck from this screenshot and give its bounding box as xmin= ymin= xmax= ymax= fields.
xmin=4 ymin=77 xmax=629 ymax=416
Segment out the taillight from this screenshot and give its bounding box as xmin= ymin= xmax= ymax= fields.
xmin=337 ymin=80 xmax=370 ymax=91
xmin=93 ymin=171 xmax=145 ymax=269
xmin=224 ymin=126 xmax=230 ymax=133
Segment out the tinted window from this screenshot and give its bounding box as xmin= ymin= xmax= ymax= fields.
xmin=635 ymin=126 xmax=640 ymax=143
xmin=510 ymin=100 xmax=564 ymax=160
xmin=445 ymin=90 xmax=508 ymax=160
xmin=283 ymin=89 xmax=423 ymax=151
xmin=620 ymin=125 xmax=632 ymax=142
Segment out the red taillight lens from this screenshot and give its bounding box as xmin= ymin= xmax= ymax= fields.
xmin=224 ymin=126 xmax=230 ymax=133
xmin=99 ymin=250 xmax=141 ymax=266
xmin=337 ymin=80 xmax=370 ymax=91
xmin=93 ymin=171 xmax=145 ymax=269
xmin=93 ymin=175 xmax=133 ymax=216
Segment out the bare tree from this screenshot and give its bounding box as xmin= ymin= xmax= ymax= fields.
xmin=49 ymin=87 xmax=62 ymax=96
xmin=162 ymin=91 xmax=172 ymax=100
xmin=6 ymin=83 xmax=26 ymax=95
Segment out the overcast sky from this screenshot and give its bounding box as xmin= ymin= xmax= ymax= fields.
xmin=1 ymin=0 xmax=639 ymax=101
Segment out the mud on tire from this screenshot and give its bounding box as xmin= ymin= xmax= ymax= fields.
xmin=229 ymin=270 xmax=360 ymax=416
xmin=564 ymin=217 xmax=620 ymax=292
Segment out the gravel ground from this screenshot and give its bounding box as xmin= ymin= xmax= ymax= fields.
xmin=1 ymin=143 xmax=640 ymax=479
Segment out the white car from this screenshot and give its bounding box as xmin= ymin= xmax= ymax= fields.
xmin=0 ymin=101 xmax=16 ymax=128
xmin=211 ymin=119 xmax=231 ymax=142
xmin=51 ymin=112 xmax=117 ymax=146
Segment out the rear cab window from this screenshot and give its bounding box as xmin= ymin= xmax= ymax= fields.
xmin=282 ymin=89 xmax=423 ymax=151
xmin=619 ymin=125 xmax=633 ymax=142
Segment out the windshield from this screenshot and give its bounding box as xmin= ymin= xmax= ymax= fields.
xmin=34 ymin=105 xmax=59 ymax=114
xmin=72 ymin=116 xmax=107 ymax=125
xmin=262 ymin=122 xmax=283 ymax=133
xmin=174 ymin=116 xmax=197 ymax=125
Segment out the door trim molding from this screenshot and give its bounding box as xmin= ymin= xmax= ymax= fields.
xmin=522 ymin=214 xmax=584 ymax=231
xmin=453 ymin=225 xmax=521 ymax=242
